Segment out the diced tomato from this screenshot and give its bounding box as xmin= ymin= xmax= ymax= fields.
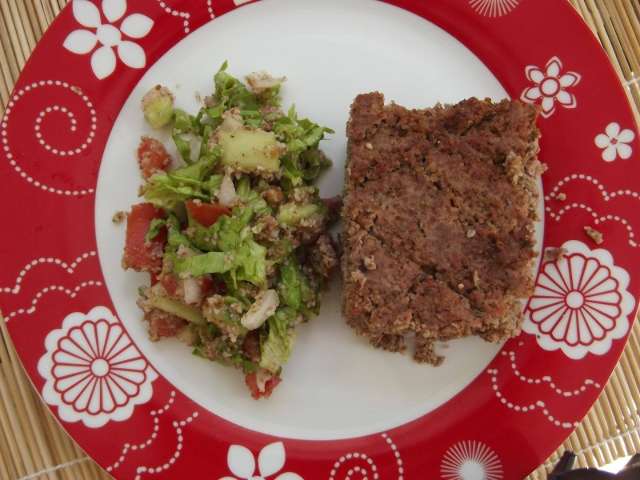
xmin=159 ymin=273 xmax=179 ymax=297
xmin=200 ymin=275 xmax=227 ymax=297
xmin=245 ymin=373 xmax=282 ymax=400
xmin=147 ymin=310 xmax=187 ymax=341
xmin=123 ymin=203 xmax=166 ymax=273
xmin=242 ymin=331 xmax=261 ymax=363
xmin=137 ymin=136 xmax=171 ymax=179
xmin=186 ymin=201 xmax=231 ymax=227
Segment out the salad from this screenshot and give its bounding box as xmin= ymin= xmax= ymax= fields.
xmin=122 ymin=63 xmax=339 ymax=398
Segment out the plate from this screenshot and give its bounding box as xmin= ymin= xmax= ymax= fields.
xmin=1 ymin=0 xmax=638 ymax=478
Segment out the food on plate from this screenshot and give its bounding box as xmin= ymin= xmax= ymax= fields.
xmin=122 ymin=63 xmax=338 ymax=398
xmin=342 ymin=92 xmax=543 ymax=365
xmin=584 ymin=225 xmax=604 ymax=245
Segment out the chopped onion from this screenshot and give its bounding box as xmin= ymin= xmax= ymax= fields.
xmin=241 ymin=289 xmax=279 ymax=330
xmin=182 ymin=277 xmax=202 ymax=305
xmin=255 ymin=369 xmax=272 ymax=393
xmin=189 ymin=136 xmax=202 ymax=164
xmin=246 ymin=71 xmax=286 ymax=94
xmin=218 ymin=173 xmax=237 ymax=206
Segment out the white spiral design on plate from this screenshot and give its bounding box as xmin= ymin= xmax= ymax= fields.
xmin=1 ymin=80 xmax=97 ymax=196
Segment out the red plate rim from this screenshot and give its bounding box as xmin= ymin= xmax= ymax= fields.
xmin=1 ymin=0 xmax=639 ymax=478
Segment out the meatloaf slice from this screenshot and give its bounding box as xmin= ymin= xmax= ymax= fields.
xmin=342 ymin=93 xmax=543 ymax=365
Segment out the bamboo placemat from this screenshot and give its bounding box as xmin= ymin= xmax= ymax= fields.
xmin=0 ymin=1 xmax=639 ymax=479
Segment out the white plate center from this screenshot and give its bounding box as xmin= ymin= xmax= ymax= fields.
xmin=96 ymin=0 xmax=511 ymax=440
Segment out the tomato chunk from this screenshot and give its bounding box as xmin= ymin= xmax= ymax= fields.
xmin=245 ymin=372 xmax=281 ymax=400
xmin=186 ymin=201 xmax=231 ymax=227
xmin=242 ymin=331 xmax=261 ymax=363
xmin=159 ymin=272 xmax=179 ymax=297
xmin=123 ymin=203 xmax=166 ymax=273
xmin=146 ymin=310 xmax=187 ymax=341
xmin=137 ymin=136 xmax=171 ymax=179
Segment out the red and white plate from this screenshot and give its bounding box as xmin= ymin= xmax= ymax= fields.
xmin=2 ymin=0 xmax=639 ymax=478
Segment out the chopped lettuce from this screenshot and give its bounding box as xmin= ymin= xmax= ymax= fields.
xmin=173 ymin=236 xmax=266 ymax=287
xmin=236 ymin=177 xmax=272 ymax=216
xmin=173 ymin=109 xmax=195 ymax=134
xmin=274 ymin=105 xmax=333 ymax=153
xmin=233 ymin=240 xmax=267 ymax=287
xmin=214 ymin=61 xmax=261 ymax=112
xmin=174 ymin=251 xmax=233 ymax=277
xmin=145 ymin=218 xmax=166 ymax=242
xmin=143 ymin=155 xmax=220 ymax=209
xmin=143 ymin=173 xmax=209 ymax=209
xmin=273 ymin=106 xmax=333 ymax=185
xmin=277 ymin=256 xmax=317 ymax=314
xmin=213 ymin=208 xmax=254 ymax=251
xmin=165 ymin=214 xmax=194 ymax=251
xmin=259 ymin=307 xmax=296 ymax=373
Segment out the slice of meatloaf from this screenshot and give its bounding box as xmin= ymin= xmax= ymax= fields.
xmin=342 ymin=93 xmax=542 ymax=365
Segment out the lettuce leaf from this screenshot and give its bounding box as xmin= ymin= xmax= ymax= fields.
xmin=214 ymin=61 xmax=261 ymax=112
xmin=213 ymin=208 xmax=253 ymax=251
xmin=259 ymin=307 xmax=296 ymax=373
xmin=143 ymin=172 xmax=209 ymax=209
xmin=277 ymin=256 xmax=318 ymax=314
xmin=233 ymin=240 xmax=267 ymax=287
xmin=145 ymin=218 xmax=166 ymax=242
xmin=143 ymin=155 xmax=219 ymax=209
xmin=174 ymin=251 xmax=233 ymax=276
xmin=165 ymin=214 xmax=195 ymax=251
xmin=236 ymin=177 xmax=272 ymax=217
xmin=274 ymin=105 xmax=333 ymax=153
xmin=274 ymin=106 xmax=333 ymax=184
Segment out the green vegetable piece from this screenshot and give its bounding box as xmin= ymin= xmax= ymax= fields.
xmin=233 ymin=240 xmax=267 ymax=287
xmin=173 ymin=109 xmax=195 ymax=134
xmin=219 ymin=128 xmax=283 ymax=173
xmin=277 ymin=256 xmax=317 ymax=312
xmin=214 ymin=61 xmax=261 ymax=111
xmin=236 ymin=177 xmax=272 ymax=216
xmin=148 ymin=294 xmax=205 ymax=325
xmin=277 ymin=202 xmax=321 ymax=226
xmin=143 ymin=173 xmax=208 ymax=210
xmin=145 ymin=218 xmax=166 ymax=242
xmin=259 ymin=307 xmax=297 ymax=373
xmin=142 ymin=85 xmax=174 ymax=129
xmin=174 ymin=252 xmax=234 ymax=277
xmin=142 ymin=155 xmax=218 ymax=209
xmin=203 ymin=295 xmax=247 ymax=340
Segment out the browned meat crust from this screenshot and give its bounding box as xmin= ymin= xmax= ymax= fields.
xmin=342 ymin=92 xmax=542 ymax=365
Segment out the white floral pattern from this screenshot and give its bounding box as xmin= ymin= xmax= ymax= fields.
xmin=63 ymin=0 xmax=153 ymax=79
xmin=520 ymin=56 xmax=581 ymax=118
xmin=524 ymin=241 xmax=635 ymax=360
xmin=469 ymin=0 xmax=519 ymax=17
xmin=38 ymin=306 xmax=157 ymax=428
xmin=219 ymin=442 xmax=302 ymax=480
xmin=595 ymin=122 xmax=636 ymax=162
xmin=441 ymin=441 xmax=503 ymax=480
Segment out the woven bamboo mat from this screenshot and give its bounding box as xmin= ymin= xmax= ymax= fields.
xmin=0 ymin=1 xmax=639 ymax=479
